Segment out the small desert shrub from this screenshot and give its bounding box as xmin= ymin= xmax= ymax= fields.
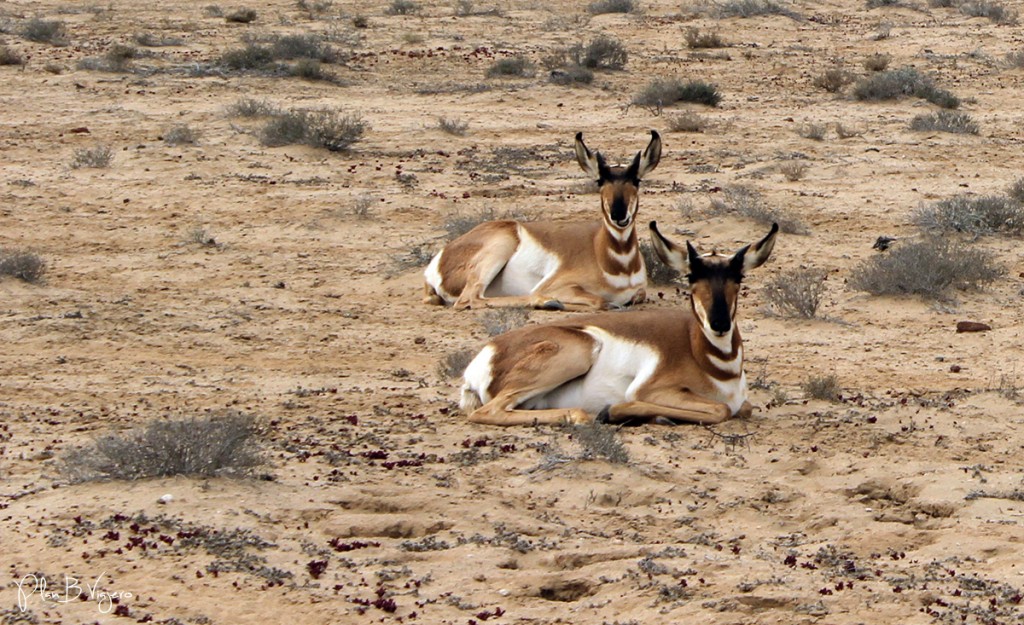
xmin=549 ymin=65 xmax=594 ymax=86
xmin=862 ymin=53 xmax=891 ymax=72
xmin=260 ymin=109 xmax=366 ymax=152
xmin=852 ymin=66 xmax=959 ymax=108
xmin=666 ymin=111 xmax=707 ymax=132
xmin=438 ymin=116 xmax=469 ymax=136
xmin=813 ymin=68 xmax=854 ymax=93
xmin=834 ymin=122 xmax=864 ymax=139
xmin=219 ymin=43 xmax=274 ymax=70
xmin=486 ymin=56 xmax=534 ymax=78
xmin=641 ymin=241 xmax=682 ymax=285
xmin=1008 ymin=178 xmax=1024 ymax=203
xmin=0 ymin=45 xmax=24 ymax=65
xmin=227 ymin=97 xmax=278 ymax=117
xmin=187 ymin=226 xmax=218 ymax=246
xmin=0 ymin=248 xmax=46 ymax=283
xmin=779 ymin=160 xmax=809 ymax=181
xmin=71 ymin=145 xmax=113 ymax=169
xmin=350 ymin=195 xmax=376 ymax=219
xmin=479 ymin=308 xmax=530 ymax=336
xmin=685 ymin=28 xmax=725 ymax=49
xmin=569 ymin=35 xmax=627 ymax=70
xmin=909 ymin=110 xmax=979 ymax=134
xmin=763 ymin=268 xmax=826 ymax=318
xmin=269 ymin=33 xmax=336 ymax=61
xmin=225 ymin=8 xmax=258 ymax=23
xmin=587 ymin=0 xmax=637 ymax=14
xmin=572 ymin=422 xmax=629 ymax=464
xmin=134 ymin=32 xmax=185 ymax=47
xmin=928 ymin=0 xmax=957 ymax=6
xmin=708 ymin=185 xmax=808 ymax=234
xmin=802 ymin=374 xmax=840 ymax=401
xmin=204 ymin=5 xmax=225 ymax=16
xmin=352 ymin=14 xmax=369 ymax=27
xmin=289 ymin=58 xmax=335 ymax=81
xmin=797 ymin=123 xmax=827 ymax=140
xmin=164 ymin=124 xmax=199 ymax=145
xmin=633 ymin=78 xmax=721 ymax=113
xmin=849 ymin=238 xmax=1003 ymax=298
xmin=1007 ymin=50 xmax=1024 ymax=68
xmin=386 ymin=0 xmax=421 ymax=15
xmin=866 ymin=0 xmax=900 ymax=7
xmin=716 ymin=0 xmax=799 ymax=18
xmin=62 ymin=413 xmax=263 ymax=481
xmin=913 ymin=194 xmax=1024 ymax=236
xmin=21 ymin=18 xmax=68 ymax=45
xmin=438 ymin=349 xmax=475 ymax=379
xmin=78 ymin=44 xmax=142 ymax=72
xmin=959 ymin=0 xmax=1018 ymax=23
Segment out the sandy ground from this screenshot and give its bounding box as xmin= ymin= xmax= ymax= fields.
xmin=2 ymin=0 xmax=1024 ymax=623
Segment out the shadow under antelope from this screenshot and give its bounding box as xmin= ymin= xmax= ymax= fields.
xmin=423 ymin=130 xmax=662 ymax=311
xmin=459 ymin=222 xmax=779 ymax=426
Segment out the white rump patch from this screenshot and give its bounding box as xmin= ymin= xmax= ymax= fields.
xmin=461 ymin=345 xmax=496 ymax=411
xmin=424 ymin=251 xmax=453 ymax=303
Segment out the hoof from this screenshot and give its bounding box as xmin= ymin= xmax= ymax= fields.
xmin=653 ymin=416 xmax=678 ymax=427
xmin=540 ymin=300 xmax=565 ymax=311
xmin=596 ymin=405 xmax=612 ymax=424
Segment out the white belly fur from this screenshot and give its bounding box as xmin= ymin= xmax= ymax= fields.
xmin=524 ymin=327 xmax=660 ymax=414
xmin=485 ymin=228 xmax=560 ymax=297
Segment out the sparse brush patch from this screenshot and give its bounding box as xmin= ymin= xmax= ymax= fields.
xmin=853 ymin=66 xmax=959 ymax=108
xmin=849 ymin=238 xmax=1003 ymax=298
xmin=479 ymin=308 xmax=530 ymax=336
xmin=21 ymin=18 xmax=68 ymax=45
xmin=685 ymin=28 xmax=725 ymax=49
xmin=909 ymin=110 xmax=979 ymax=134
xmin=164 ymin=124 xmax=199 ymax=145
xmin=632 ymin=78 xmax=721 ymax=114
xmin=289 ymin=58 xmax=336 ymax=82
xmin=959 ymin=0 xmax=1018 ymax=24
xmin=225 ymin=8 xmax=258 ymax=23
xmin=779 ymin=160 xmax=809 ymax=181
xmin=1007 ymin=178 xmax=1024 ymax=203
xmin=1007 ymin=50 xmax=1024 ymax=68
xmin=763 ymin=268 xmax=826 ymax=318
xmin=0 ymin=248 xmax=46 ymax=283
xmin=61 ymin=413 xmax=264 ymax=482
xmin=219 ymin=43 xmax=274 ymax=70
xmin=0 ymin=45 xmax=24 ymax=65
xmin=187 ymin=226 xmax=218 ymax=246
xmin=269 ymin=33 xmax=338 ymax=62
xmin=386 ymin=0 xmax=421 ymax=15
xmin=204 ymin=5 xmax=225 ymax=17
xmin=134 ymin=32 xmax=184 ymax=47
xmin=569 ymin=34 xmax=628 ymax=69
xmin=438 ymin=116 xmax=469 ymax=136
xmin=813 ymin=68 xmax=854 ymax=93
xmin=352 ymin=14 xmax=369 ymax=27
xmin=708 ymin=185 xmax=808 ymax=234
xmin=587 ymin=0 xmax=637 ymax=14
xmin=402 ymin=32 xmax=425 ymax=44
xmin=715 ymin=0 xmax=800 ymax=18
xmin=802 ymin=374 xmax=841 ymax=401
xmin=913 ymin=194 xmax=1024 ymax=236
xmin=866 ymin=0 xmax=901 ymax=7
xmin=297 ymin=0 xmax=334 ymax=16
xmin=834 ymin=122 xmax=864 ymax=139
xmin=797 ymin=123 xmax=827 ymax=140
xmin=486 ymin=56 xmax=534 ymax=78
xmin=77 ymin=43 xmax=142 ymax=72
xmin=71 ymin=145 xmax=113 ymax=169
xmin=438 ymin=349 xmax=475 ymax=380
xmin=549 ymin=64 xmax=594 ymax=86
xmin=863 ymin=53 xmax=891 ymax=72
xmin=260 ymin=109 xmax=366 ymax=152
xmin=350 ymin=195 xmax=376 ymax=219
xmin=571 ymin=422 xmax=629 ymax=464
xmin=640 ymin=241 xmax=682 ymax=285
xmin=227 ymin=97 xmax=278 ymax=117
xmin=666 ymin=111 xmax=707 ymax=132
xmin=928 ymin=0 xmax=957 ymax=6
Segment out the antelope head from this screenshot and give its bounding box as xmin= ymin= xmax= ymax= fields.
xmin=575 ymin=130 xmax=662 ymax=232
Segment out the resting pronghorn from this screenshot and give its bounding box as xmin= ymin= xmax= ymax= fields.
xmin=423 ymin=131 xmax=662 ymax=311
xmin=459 ymin=222 xmax=779 ymax=426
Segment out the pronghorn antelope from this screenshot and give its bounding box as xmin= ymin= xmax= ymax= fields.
xmin=459 ymin=222 xmax=779 ymax=426
xmin=423 ymin=131 xmax=662 ymax=311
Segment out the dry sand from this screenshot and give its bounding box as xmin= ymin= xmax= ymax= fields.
xmin=2 ymin=0 xmax=1024 ymax=623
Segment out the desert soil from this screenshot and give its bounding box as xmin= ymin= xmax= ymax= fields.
xmin=2 ymin=0 xmax=1024 ymax=623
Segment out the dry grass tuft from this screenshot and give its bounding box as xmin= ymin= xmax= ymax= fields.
xmin=802 ymin=374 xmax=841 ymax=401
xmin=763 ymin=268 xmax=827 ymax=318
xmin=71 ymin=145 xmax=113 ymax=169
xmin=571 ymin=422 xmax=629 ymax=464
xmin=632 ymin=78 xmax=721 ymax=114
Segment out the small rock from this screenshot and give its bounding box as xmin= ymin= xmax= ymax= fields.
xmin=956 ymin=321 xmax=991 ymax=333
xmin=158 ymin=494 xmax=174 ymax=504
xmin=949 ymin=365 xmax=961 ymax=373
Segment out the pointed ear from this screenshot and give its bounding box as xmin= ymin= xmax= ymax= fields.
xmin=575 ymin=132 xmax=601 ymax=180
xmin=735 ymin=222 xmax=779 ymax=274
xmin=649 ymin=221 xmax=688 ymax=274
xmin=635 ymin=130 xmax=662 ymax=180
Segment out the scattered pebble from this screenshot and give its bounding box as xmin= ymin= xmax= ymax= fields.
xmin=158 ymin=494 xmax=174 ymax=504
xmin=956 ymin=321 xmax=991 ymax=333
